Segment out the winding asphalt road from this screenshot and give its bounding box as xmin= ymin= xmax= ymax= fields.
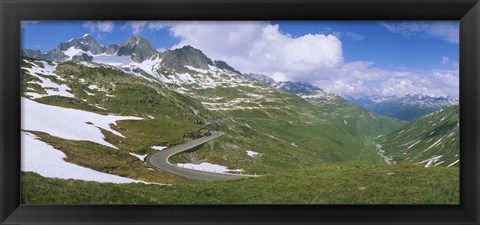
xmin=145 ymin=131 xmax=259 ymax=181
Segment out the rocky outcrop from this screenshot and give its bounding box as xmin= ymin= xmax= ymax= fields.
xmin=116 ymin=36 xmax=158 ymax=63
xmin=183 ymin=128 xmax=212 ymax=141
xmin=161 ymin=45 xmax=213 ymax=73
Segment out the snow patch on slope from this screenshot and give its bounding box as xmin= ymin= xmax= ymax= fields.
xmin=23 ymin=61 xmax=74 ymax=99
xmin=152 ymin=146 xmax=167 ymax=151
xmin=64 ymin=47 xmax=92 ymax=60
xmin=246 ymin=150 xmax=260 ymax=157
xmin=419 ymin=155 xmax=443 ymax=168
xmin=21 ymin=132 xmax=150 ymax=184
xmin=22 ymin=97 xmax=143 ymax=149
xmin=177 ymin=162 xmax=244 ymax=173
xmin=129 ymin=152 xmax=147 ymax=161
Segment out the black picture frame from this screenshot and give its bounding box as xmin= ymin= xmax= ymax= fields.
xmin=1 ymin=0 xmax=479 ymax=224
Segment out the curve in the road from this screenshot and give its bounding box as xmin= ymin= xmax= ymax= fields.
xmin=145 ymin=131 xmax=259 ymax=181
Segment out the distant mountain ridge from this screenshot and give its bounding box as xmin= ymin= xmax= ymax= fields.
xmin=22 ymin=34 xmax=240 ymax=73
xmin=345 ymin=94 xmax=459 ymax=121
xmin=22 ymin=34 xmax=107 ymax=62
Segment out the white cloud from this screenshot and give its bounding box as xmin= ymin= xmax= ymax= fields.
xmin=168 ymin=22 xmax=343 ymax=82
xmin=380 ymin=21 xmax=430 ymax=36
xmin=427 ymin=22 xmax=459 ymax=44
xmin=432 ymin=70 xmax=460 ymax=92
xmin=165 ymin=21 xmax=458 ymax=98
xmin=122 ymin=21 xmax=172 ymax=35
xmin=343 ymin=31 xmax=366 ymax=41
xmin=83 ymin=21 xmax=115 ymax=33
xmin=313 ymin=64 xmax=459 ymax=98
xmin=379 ymin=21 xmax=458 ymax=44
xmin=147 ymin=21 xmax=171 ymax=30
xmin=441 ymin=56 xmax=459 ymax=68
xmin=125 ymin=21 xmax=148 ymax=35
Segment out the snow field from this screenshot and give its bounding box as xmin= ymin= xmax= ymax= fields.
xmin=177 ymin=162 xmax=244 ymax=174
xmin=64 ymin=47 xmax=91 ymax=60
xmin=22 ymin=132 xmax=153 ymax=184
xmin=23 ymin=61 xmax=74 ymax=99
xmin=246 ymin=150 xmax=260 ymax=157
xmin=22 ymin=97 xmax=143 ymax=149
xmin=129 ymin=152 xmax=147 ymax=161
xmin=151 ymin=146 xmax=167 ymax=151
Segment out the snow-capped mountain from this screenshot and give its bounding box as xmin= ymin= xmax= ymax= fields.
xmin=22 ymin=35 xmax=242 ymax=83
xmin=22 ymin=34 xmax=165 ymax=63
xmin=22 ymin=34 xmax=107 ymax=62
xmin=272 ymin=81 xmax=323 ymax=95
xmin=115 ymin=36 xmax=159 ymax=62
xmin=242 ymin=74 xmax=323 ymax=95
xmin=345 ymin=94 xmax=459 ymax=121
xmin=22 ymin=34 xmax=452 ymax=126
xmin=242 ymin=73 xmax=276 ymax=85
xmin=21 ymin=34 xmax=308 ymax=113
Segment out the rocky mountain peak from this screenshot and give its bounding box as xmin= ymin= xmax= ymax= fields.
xmin=59 ymin=34 xmax=105 ymax=55
xmin=117 ymin=36 xmax=158 ymax=62
xmin=120 ymin=36 xmax=149 ymax=47
xmin=21 ymin=34 xmax=106 ymax=61
xmin=160 ymin=45 xmax=213 ymax=72
xmin=213 ymin=60 xmax=241 ymax=74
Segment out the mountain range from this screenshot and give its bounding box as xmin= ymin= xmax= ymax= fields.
xmin=22 ymin=33 xmax=458 ymax=122
xmin=345 ymin=94 xmax=458 ymax=121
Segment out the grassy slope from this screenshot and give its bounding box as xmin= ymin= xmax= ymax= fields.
xmin=169 ymin=83 xmax=384 ymax=172
xmin=22 ymin=162 xmax=458 ymax=204
xmin=378 ymin=105 xmax=459 ymax=167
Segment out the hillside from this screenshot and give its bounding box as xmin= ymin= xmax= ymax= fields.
xmin=301 ymin=91 xmax=406 ymax=138
xmin=242 ymin=76 xmax=405 ymax=138
xmin=378 ymin=105 xmax=459 ymax=167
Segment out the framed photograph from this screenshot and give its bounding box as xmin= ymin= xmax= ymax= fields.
xmin=1 ymin=0 xmax=479 ymax=224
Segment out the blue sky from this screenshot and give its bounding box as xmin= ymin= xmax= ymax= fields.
xmin=21 ymin=21 xmax=459 ymax=97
